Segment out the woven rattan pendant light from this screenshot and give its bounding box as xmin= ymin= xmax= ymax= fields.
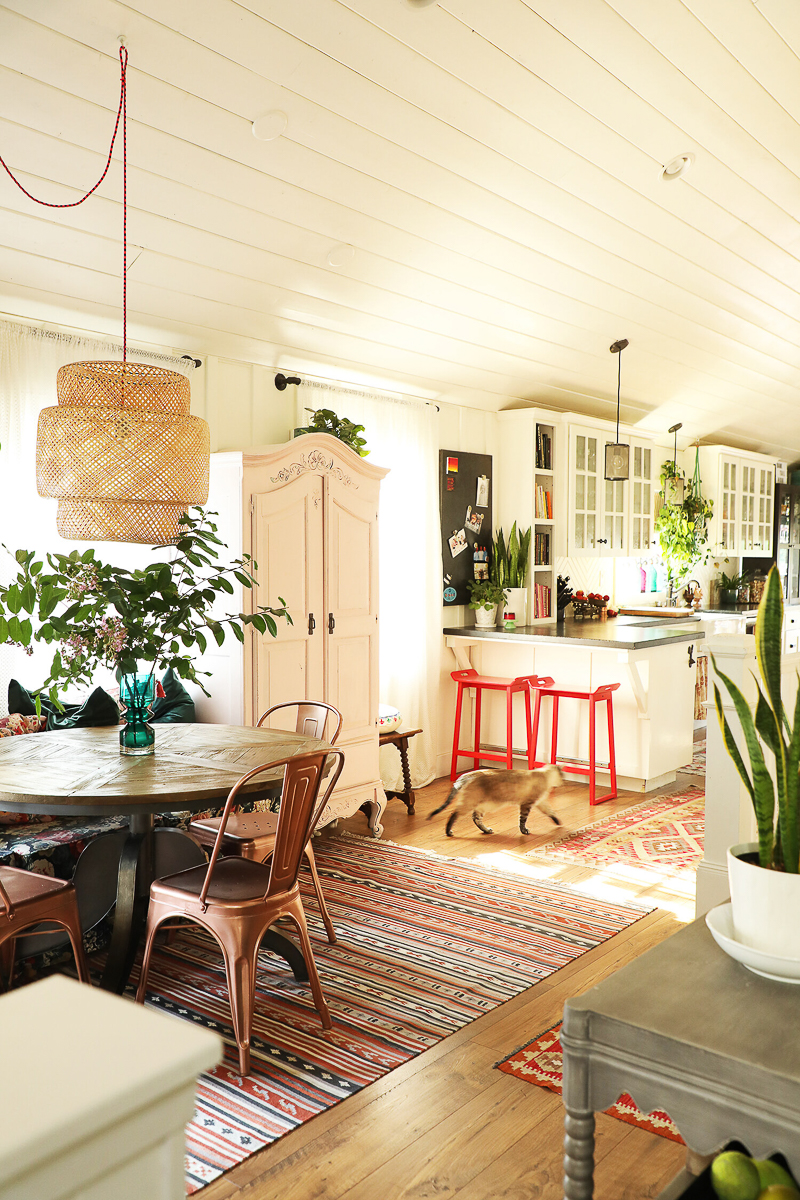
xmin=0 ymin=45 xmax=210 ymax=543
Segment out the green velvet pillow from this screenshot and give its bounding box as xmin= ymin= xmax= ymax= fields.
xmin=8 ymin=680 xmax=120 ymax=731
xmin=150 ymin=669 xmax=195 ymax=724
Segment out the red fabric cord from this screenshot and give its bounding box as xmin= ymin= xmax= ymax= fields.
xmin=0 ymin=46 xmax=129 ymax=361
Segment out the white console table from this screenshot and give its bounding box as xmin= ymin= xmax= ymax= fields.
xmin=0 ymin=976 xmax=221 ymax=1199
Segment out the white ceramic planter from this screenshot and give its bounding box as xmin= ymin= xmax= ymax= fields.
xmin=502 ymin=587 xmax=527 ymax=627
xmin=728 ymin=842 xmax=800 ymax=957
xmin=474 ymin=604 xmax=497 ymax=629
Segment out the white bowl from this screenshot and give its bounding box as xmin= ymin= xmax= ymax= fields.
xmin=378 ymin=705 xmax=402 ymax=733
xmin=706 ymin=901 xmax=800 ymax=984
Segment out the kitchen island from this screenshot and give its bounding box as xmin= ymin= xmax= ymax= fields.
xmin=444 ymin=617 xmax=703 ymax=792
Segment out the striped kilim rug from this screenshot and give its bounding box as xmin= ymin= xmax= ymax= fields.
xmin=134 ymin=834 xmax=651 ymax=1193
xmin=496 ymin=1022 xmax=684 ymax=1143
xmin=527 ymin=788 xmax=705 ymax=874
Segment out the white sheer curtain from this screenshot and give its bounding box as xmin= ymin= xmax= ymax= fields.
xmin=0 ymin=320 xmax=192 ymax=713
xmin=299 ymin=381 xmax=440 ymax=790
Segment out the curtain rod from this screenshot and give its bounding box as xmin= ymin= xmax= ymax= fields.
xmin=275 ymin=370 xmax=440 ymax=410
xmin=0 ymin=315 xmax=198 ymax=369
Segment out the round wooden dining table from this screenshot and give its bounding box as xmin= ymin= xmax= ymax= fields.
xmin=0 ymin=723 xmax=332 ymax=993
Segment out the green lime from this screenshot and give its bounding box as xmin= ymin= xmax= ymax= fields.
xmin=710 ymin=1151 xmax=761 ymax=1200
xmin=758 ymin=1188 xmax=800 ymax=1199
xmin=753 ymin=1162 xmax=798 ymax=1192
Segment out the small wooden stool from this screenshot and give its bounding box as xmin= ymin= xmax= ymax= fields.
xmin=379 ymin=727 xmax=422 ymax=814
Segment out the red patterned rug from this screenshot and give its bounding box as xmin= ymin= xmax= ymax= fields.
xmin=528 ymin=788 xmax=705 ymax=874
xmin=131 ymin=834 xmax=651 ymax=1193
xmin=496 ymin=1022 xmax=683 ymax=1143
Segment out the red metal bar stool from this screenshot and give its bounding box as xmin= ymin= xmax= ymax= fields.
xmin=450 ymin=669 xmax=554 ymax=781
xmin=530 ymin=682 xmax=620 ymax=805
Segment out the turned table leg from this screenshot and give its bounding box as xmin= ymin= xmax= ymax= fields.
xmin=563 ymin=1108 xmax=595 ymax=1200
xmin=397 ymin=736 xmax=415 ymax=814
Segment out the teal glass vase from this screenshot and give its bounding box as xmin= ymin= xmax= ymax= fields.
xmin=119 ymin=672 xmax=156 ymax=756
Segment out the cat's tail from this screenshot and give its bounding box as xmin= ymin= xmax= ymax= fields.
xmin=427 ymin=785 xmax=461 ymax=819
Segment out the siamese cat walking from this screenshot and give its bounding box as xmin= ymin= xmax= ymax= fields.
xmin=428 ymin=764 xmax=565 ymax=837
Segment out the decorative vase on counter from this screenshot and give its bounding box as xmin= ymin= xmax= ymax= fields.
xmin=474 ymin=604 xmax=497 ymax=629
xmin=502 ymin=587 xmax=527 ymax=627
xmin=119 ymin=672 xmax=156 ymax=756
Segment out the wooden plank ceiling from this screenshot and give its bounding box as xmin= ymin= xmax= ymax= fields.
xmin=2 ymin=0 xmax=800 ymax=457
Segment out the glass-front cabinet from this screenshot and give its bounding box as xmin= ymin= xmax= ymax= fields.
xmin=569 ymin=425 xmax=630 ymax=557
xmin=698 ymin=447 xmax=775 ymax=557
xmin=571 ymin=428 xmax=599 ymax=554
xmin=719 ymin=456 xmax=738 ymax=553
xmin=629 ymin=441 xmax=655 ymax=553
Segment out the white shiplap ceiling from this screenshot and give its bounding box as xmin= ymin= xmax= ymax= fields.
xmin=2 ymin=0 xmax=800 ymax=457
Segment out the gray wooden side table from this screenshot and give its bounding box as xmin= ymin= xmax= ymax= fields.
xmin=561 ymin=917 xmax=800 ymax=1199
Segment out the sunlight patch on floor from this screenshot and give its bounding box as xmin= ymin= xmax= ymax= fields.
xmin=475 ymin=850 xmax=697 ymax=923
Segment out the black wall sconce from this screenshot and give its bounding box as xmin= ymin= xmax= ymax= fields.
xmin=274 ymin=372 xmax=302 ymax=391
xmin=604 ymin=338 xmax=630 ymax=481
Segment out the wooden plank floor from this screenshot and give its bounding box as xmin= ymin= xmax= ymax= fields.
xmin=200 ymin=775 xmax=692 ymax=1200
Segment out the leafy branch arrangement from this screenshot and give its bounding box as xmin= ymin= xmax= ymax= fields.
xmin=655 ymin=454 xmax=713 ymax=586
xmin=0 ymin=508 xmax=291 ymax=705
xmin=294 ymin=408 xmax=369 ymax=457
xmin=491 ymin=523 xmax=532 ymax=589
xmin=713 ymin=566 xmax=798 ymax=873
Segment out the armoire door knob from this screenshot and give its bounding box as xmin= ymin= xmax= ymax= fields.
xmin=328 ymin=613 xmax=335 ymax=633
xmin=308 ymin=613 xmax=315 ymax=635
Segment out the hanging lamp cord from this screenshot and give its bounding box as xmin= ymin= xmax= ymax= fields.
xmin=616 ymin=351 xmax=621 ymax=443
xmin=0 ymin=46 xmax=129 ymax=362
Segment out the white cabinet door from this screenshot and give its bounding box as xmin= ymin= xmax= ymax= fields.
xmin=629 ymin=441 xmax=656 ymax=554
xmin=252 ymin=474 xmax=325 ymax=718
xmin=601 ymin=474 xmax=627 ymax=555
xmin=718 ymin=456 xmax=739 ymax=553
xmin=569 ymin=426 xmax=601 ymax=556
xmin=740 ymin=462 xmax=756 ymax=553
xmin=324 ymin=471 xmax=380 ymax=793
xmin=756 ymin=465 xmax=774 ymax=554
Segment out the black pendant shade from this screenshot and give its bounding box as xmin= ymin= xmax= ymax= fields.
xmin=605 ymin=338 xmax=630 ymax=481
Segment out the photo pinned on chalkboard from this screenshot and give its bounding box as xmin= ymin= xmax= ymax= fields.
xmin=465 ymin=506 xmax=484 ymax=535
xmin=448 ymin=528 xmax=468 ymax=558
xmin=476 ymin=475 xmax=490 ymax=507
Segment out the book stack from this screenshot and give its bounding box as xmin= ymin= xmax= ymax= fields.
xmin=532 ymin=582 xmax=551 ymax=619
xmin=534 ymin=530 xmax=550 ymax=565
xmin=536 ymin=426 xmax=552 ymax=470
xmin=535 ymin=485 xmax=553 ymax=519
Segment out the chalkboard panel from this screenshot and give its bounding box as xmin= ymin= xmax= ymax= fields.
xmin=439 ymin=450 xmax=493 ymax=606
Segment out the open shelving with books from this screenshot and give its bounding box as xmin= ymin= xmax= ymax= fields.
xmin=497 ymin=410 xmax=558 ymax=626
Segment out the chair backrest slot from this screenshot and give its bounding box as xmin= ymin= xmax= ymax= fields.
xmin=257 ymin=701 xmax=343 ymax=745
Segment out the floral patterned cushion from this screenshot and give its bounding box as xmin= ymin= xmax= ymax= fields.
xmin=0 ymin=716 xmax=52 ymax=826
xmin=0 ymin=713 xmax=46 ymax=736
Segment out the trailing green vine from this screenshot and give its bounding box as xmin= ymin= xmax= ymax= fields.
xmin=655 ymin=453 xmax=713 ymax=586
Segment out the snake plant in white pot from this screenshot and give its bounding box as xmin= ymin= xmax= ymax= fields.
xmin=492 ymin=524 xmax=531 ymax=627
xmin=712 ymin=565 xmax=800 ymax=960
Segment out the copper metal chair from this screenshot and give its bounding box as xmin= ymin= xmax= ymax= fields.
xmin=136 ymin=748 xmax=345 ymax=1077
xmin=189 ymin=702 xmax=343 ymax=944
xmin=0 ymin=867 xmax=90 ymax=988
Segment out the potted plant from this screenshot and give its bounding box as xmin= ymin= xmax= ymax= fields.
xmin=712 ymin=564 xmax=800 ymax=958
xmin=492 ymin=523 xmax=531 ymax=626
xmin=655 ymin=450 xmax=713 ymax=596
xmin=719 ymin=569 xmax=747 ymax=607
xmin=0 ymin=508 xmax=290 ymax=755
xmin=467 ymin=579 xmax=507 ymax=629
xmin=294 ymin=408 xmax=369 ymax=456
